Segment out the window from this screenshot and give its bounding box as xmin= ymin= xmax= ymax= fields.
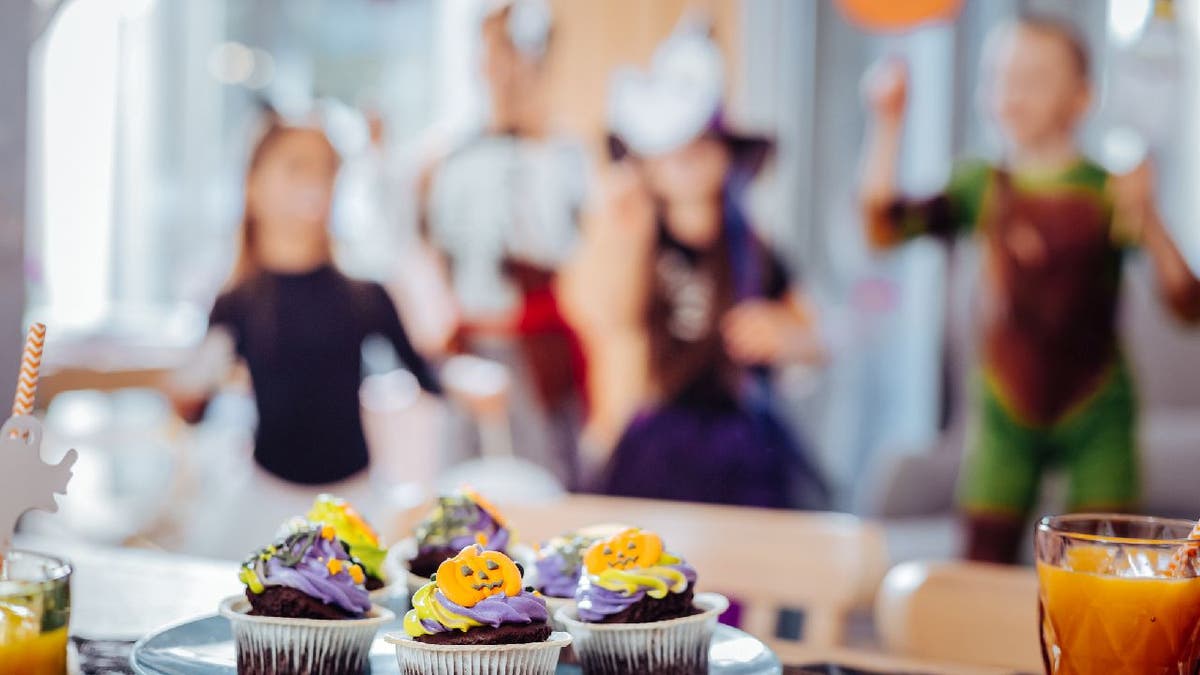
xmin=27 ymin=0 xmax=435 ymax=350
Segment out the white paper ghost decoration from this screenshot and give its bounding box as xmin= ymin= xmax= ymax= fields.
xmin=0 ymin=415 xmax=77 ymax=557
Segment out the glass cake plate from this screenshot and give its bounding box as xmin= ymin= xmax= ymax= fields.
xmin=130 ymin=614 xmax=782 ymax=674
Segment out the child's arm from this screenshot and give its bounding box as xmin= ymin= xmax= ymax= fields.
xmin=164 ymin=326 xmax=237 ymax=424
xmin=371 ymin=284 xmax=444 ymax=394
xmin=556 ymin=163 xmax=655 ymax=336
xmin=557 ymin=163 xmax=656 ymax=453
xmin=859 ymin=60 xmax=978 ymax=246
xmin=1142 ymin=211 xmax=1200 ymax=321
xmin=858 ymin=59 xmax=909 ymax=249
xmin=721 ymin=292 xmax=825 ymax=367
xmin=1114 ymin=161 xmax=1200 ymax=321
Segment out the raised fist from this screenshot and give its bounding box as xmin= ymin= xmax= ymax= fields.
xmin=863 ymin=58 xmax=908 ymax=125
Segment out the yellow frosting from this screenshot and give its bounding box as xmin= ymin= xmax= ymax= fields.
xmin=404 ymin=581 xmax=484 ymax=637
xmin=310 ymin=495 xmax=380 ymax=545
xmin=590 ymin=558 xmax=689 ymax=599
xmin=581 ymin=526 xmax=690 ymax=599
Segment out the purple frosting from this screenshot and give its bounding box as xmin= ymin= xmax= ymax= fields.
xmin=256 ymin=530 xmax=372 ymax=616
xmin=415 ymin=493 xmax=510 ymax=555
xmin=575 ymin=563 xmax=697 ymax=622
xmin=535 ymin=551 xmax=580 ymax=598
xmin=446 ymin=525 xmax=509 ymax=552
xmin=418 ymin=590 xmax=548 ymax=634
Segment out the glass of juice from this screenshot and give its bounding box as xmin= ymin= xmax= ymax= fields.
xmin=0 ymin=551 xmax=71 ymax=675
xmin=1037 ymin=514 xmax=1200 ymax=675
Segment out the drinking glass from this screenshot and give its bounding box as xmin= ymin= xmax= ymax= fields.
xmin=0 ymin=550 xmax=71 ymax=675
xmin=1037 ymin=514 xmax=1200 ymax=675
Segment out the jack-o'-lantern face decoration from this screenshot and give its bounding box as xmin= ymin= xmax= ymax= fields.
xmin=584 ymin=528 xmax=664 ymax=575
xmin=436 ymin=544 xmax=522 ymax=607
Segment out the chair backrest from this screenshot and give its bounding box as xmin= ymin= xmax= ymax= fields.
xmin=875 ymin=560 xmax=1042 ymax=672
xmin=496 ymin=495 xmax=889 ymax=647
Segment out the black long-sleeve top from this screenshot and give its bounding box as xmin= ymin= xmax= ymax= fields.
xmin=209 ymin=265 xmax=440 ymax=484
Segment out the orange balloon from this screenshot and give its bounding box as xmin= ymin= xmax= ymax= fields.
xmin=837 ymin=0 xmax=962 ymax=32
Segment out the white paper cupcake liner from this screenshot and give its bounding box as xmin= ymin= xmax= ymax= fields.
xmin=385 ymin=630 xmax=572 ymax=675
xmin=219 ymin=595 xmax=395 ymax=675
xmin=555 ymin=592 xmax=729 ymax=675
xmin=542 ymin=595 xmax=575 ymax=633
xmin=369 ymin=581 xmax=399 ymax=603
xmin=407 ymin=570 xmax=433 ymax=597
xmin=370 ymin=581 xmax=410 ymax=615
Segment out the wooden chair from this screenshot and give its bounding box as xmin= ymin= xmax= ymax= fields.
xmin=491 ymin=494 xmax=889 ymax=650
xmin=874 ymin=559 xmax=1042 ymax=672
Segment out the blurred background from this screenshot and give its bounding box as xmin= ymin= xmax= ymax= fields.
xmin=3 ymin=0 xmax=1200 ymax=566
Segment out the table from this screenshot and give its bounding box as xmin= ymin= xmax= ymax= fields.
xmin=777 ymin=647 xmax=1027 ymax=674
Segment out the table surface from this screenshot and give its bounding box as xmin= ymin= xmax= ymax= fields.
xmin=12 ymin=534 xmax=1022 ymax=675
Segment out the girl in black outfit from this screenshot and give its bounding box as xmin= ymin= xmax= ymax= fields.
xmin=175 ymin=117 xmax=440 ymax=486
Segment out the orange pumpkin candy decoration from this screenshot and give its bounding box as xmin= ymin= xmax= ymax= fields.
xmin=583 ymin=528 xmax=664 ymax=575
xmin=436 ymin=544 xmax=523 ymax=607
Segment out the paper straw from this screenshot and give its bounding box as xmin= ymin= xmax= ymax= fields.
xmin=1167 ymin=520 xmax=1200 ymax=577
xmin=12 ymin=323 xmax=46 ymax=417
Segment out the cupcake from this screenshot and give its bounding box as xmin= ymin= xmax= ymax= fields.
xmin=303 ymin=493 xmax=389 ymax=591
xmin=220 ymin=524 xmax=394 ymax=675
xmin=407 ymin=488 xmax=511 ymax=579
xmin=386 ymin=544 xmax=571 ymax=674
xmin=533 ymin=524 xmax=629 ymax=628
xmin=556 ymin=528 xmax=728 ymax=675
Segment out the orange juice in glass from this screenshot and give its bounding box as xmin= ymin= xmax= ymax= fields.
xmin=0 ymin=551 xmax=71 ymax=675
xmin=1037 ymin=514 xmax=1200 ymax=675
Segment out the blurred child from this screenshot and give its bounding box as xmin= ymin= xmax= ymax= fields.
xmin=858 ymin=17 xmax=1200 ymax=562
xmin=419 ymin=0 xmax=588 ymax=486
xmin=561 ymin=20 xmax=827 ymax=508
xmin=172 ymin=114 xmax=440 ymax=486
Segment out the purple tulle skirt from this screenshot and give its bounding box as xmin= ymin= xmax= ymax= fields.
xmin=597 ymin=403 xmax=826 ymax=509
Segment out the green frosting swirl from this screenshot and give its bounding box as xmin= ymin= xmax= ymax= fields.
xmin=305 ymin=494 xmax=388 ymax=582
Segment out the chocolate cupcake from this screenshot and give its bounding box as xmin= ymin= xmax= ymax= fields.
xmin=387 ymin=545 xmax=571 ymax=674
xmin=220 ymin=524 xmax=393 ymax=675
xmin=406 ymin=488 xmax=511 ymax=579
xmin=556 ymin=528 xmax=728 ymax=675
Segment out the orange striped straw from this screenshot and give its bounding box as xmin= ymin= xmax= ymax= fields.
xmin=1167 ymin=520 xmax=1200 ymax=577
xmin=12 ymin=323 xmax=46 ymax=417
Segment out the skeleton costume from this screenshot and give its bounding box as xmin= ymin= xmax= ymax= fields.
xmin=594 ymin=19 xmax=827 ymax=509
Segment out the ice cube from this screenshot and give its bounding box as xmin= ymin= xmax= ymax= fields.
xmin=1114 ymin=547 xmax=1156 ymax=578
xmin=0 ymin=593 xmax=44 ymax=646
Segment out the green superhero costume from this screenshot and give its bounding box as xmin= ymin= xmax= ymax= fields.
xmin=888 ymin=157 xmax=1139 ymax=516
